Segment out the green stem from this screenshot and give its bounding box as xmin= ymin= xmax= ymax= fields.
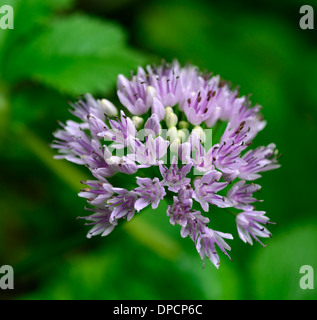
xmin=13 ymin=124 xmax=89 ymax=191
xmin=123 ymin=214 xmax=182 ymax=261
xmin=224 ymin=207 xmax=239 ymax=217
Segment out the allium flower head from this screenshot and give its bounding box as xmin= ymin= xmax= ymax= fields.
xmin=52 ymin=60 xmax=280 ymax=268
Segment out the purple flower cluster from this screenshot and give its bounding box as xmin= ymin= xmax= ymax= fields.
xmin=52 ymin=61 xmax=280 ymax=268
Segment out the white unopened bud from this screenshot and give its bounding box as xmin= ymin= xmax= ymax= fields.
xmin=100 ymin=99 xmax=118 ymax=117
xmin=165 ymin=111 xmax=178 ymax=128
xmin=193 ymin=125 xmax=206 ymax=143
xmin=165 ymin=106 xmax=173 ymax=114
xmin=132 ymin=116 xmax=144 ymax=129
xmin=177 ymin=129 xmax=188 ymax=142
xmin=170 ymin=138 xmax=181 ymax=154
xmin=105 ymin=156 xmax=120 ymax=165
xmin=178 ymin=121 xmax=189 ymax=129
xmin=167 ymin=126 xmax=178 ymax=142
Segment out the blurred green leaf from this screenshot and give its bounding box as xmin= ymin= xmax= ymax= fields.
xmin=249 ymin=223 xmax=317 ymax=300
xmin=3 ymin=13 xmax=146 ymax=95
xmin=29 ymin=51 xmax=145 ymax=96
xmin=1 ymin=0 xmax=74 ymax=50
xmin=177 ymin=254 xmax=243 ymax=299
xmin=32 ymin=14 xmax=127 ymax=57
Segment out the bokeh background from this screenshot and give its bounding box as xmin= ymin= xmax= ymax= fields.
xmin=1 ymin=0 xmax=317 ymax=300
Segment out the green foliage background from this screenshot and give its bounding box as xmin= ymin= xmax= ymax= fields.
xmin=0 ymin=0 xmax=316 ymax=300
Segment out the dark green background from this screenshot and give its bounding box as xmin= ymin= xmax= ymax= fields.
xmin=0 ymin=0 xmax=316 ymax=300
